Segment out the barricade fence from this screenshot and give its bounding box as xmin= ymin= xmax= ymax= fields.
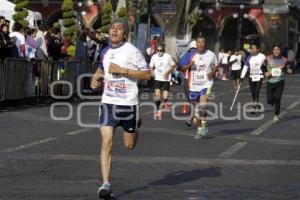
xmin=62 ymin=60 xmax=92 ymax=96
xmin=0 ymin=58 xmax=94 ymax=101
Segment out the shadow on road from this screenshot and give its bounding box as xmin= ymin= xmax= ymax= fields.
xmin=115 ymin=167 xmax=222 ymax=198
xmin=205 ymin=128 xmax=255 ymax=140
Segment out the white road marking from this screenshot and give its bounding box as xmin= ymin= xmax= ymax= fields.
xmin=2 ymin=137 xmax=58 ymax=153
xmin=250 ymin=98 xmax=300 ymax=136
xmin=66 ymin=128 xmax=92 ymax=135
xmin=218 ymin=142 xmax=248 ymax=158
xmin=220 ymin=135 xmax=300 ymax=146
xmin=4 ymin=153 xmax=300 ymax=166
xmin=250 ymin=120 xmax=275 ymax=136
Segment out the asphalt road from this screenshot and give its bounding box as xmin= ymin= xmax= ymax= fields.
xmin=1 ymin=74 xmax=300 ymax=200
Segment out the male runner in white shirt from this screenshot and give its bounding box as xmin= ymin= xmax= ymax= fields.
xmin=90 ymin=18 xmax=151 ymax=199
xmin=229 ymin=50 xmax=242 ymax=91
xmin=181 ymin=35 xmax=218 ymax=139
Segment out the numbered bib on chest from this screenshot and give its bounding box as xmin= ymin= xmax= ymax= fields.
xmin=251 ymin=75 xmax=261 ymax=82
xmin=193 ymin=71 xmax=207 ymax=84
xmin=105 ymin=79 xmax=127 ymax=98
xmin=250 ymin=67 xmax=261 ymax=82
xmin=271 ymin=68 xmax=282 ymax=77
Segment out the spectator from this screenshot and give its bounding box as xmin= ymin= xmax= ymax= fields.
xmin=0 ymin=16 xmax=5 ymax=26
xmin=149 ymin=36 xmax=158 ymax=56
xmin=35 ymin=23 xmax=48 ymax=60
xmin=0 ymin=24 xmax=13 ymax=59
xmin=75 ymin=32 xmax=88 ymax=60
xmin=47 ymin=28 xmax=63 ymax=60
xmin=25 ymin=26 xmax=38 ymax=59
xmin=287 ymin=47 xmax=296 ymax=72
xmin=10 ymin=22 xmax=25 ymax=57
xmin=93 ymin=31 xmax=109 ymax=62
xmin=219 ymin=48 xmax=230 ymax=80
xmin=61 ymin=37 xmax=72 ymax=59
xmin=5 ymin=19 xmax=10 ymax=27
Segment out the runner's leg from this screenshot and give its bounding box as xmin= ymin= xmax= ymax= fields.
xmin=123 ymin=132 xmax=138 ymax=150
xmin=100 ymin=126 xmax=115 ymax=183
xmin=274 ymin=80 xmax=284 ymax=116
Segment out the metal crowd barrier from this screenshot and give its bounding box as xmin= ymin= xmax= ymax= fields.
xmin=1 ymin=58 xmax=95 ymax=101
xmin=62 ymin=60 xmax=92 ymax=95
xmin=40 ymin=59 xmax=59 ymax=96
xmin=2 ymin=58 xmax=60 ymax=100
xmin=3 ymin=58 xmax=30 ymax=100
xmin=0 ymin=60 xmax=4 ymax=101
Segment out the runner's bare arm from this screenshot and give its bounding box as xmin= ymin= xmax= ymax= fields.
xmin=150 ymin=66 xmax=155 ymax=77
xmin=181 ymin=60 xmax=194 ymax=72
xmin=264 ymin=57 xmax=272 ymax=78
xmin=109 ymin=62 xmax=151 ymax=80
xmin=163 ymin=64 xmax=176 ymax=78
xmin=90 ymin=68 xmax=104 ymax=90
xmin=207 ymin=65 xmax=219 ymax=79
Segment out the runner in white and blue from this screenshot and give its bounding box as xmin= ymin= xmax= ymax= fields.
xmin=180 ymin=35 xmax=218 ymax=139
xmin=90 ymin=18 xmax=151 ymax=199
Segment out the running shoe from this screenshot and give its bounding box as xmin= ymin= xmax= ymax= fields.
xmin=154 ymin=111 xmax=162 ymax=120
xmin=273 ymin=115 xmax=280 ymax=123
xmin=200 ymin=123 xmax=208 ymax=137
xmin=163 ymin=102 xmax=169 ymax=111
xmin=98 ymin=182 xmax=113 ymax=199
xmin=194 ymin=127 xmax=203 ymax=139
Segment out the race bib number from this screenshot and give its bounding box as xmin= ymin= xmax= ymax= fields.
xmin=193 ymin=71 xmax=207 ymax=83
xmin=271 ymin=68 xmax=282 ymax=77
xmin=105 ymin=80 xmax=127 ymax=98
xmin=250 ymin=67 xmax=261 ymax=82
xmin=251 ymin=75 xmax=261 ymax=82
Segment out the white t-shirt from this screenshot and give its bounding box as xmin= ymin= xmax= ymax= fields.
xmin=150 ymin=53 xmax=175 ymax=81
xmin=99 ymin=42 xmax=149 ymax=106
xmin=242 ymin=53 xmax=266 ymax=81
xmin=229 ymin=54 xmax=242 ymax=70
xmin=10 ymin=31 xmax=25 ymax=57
xmin=189 ymin=50 xmax=218 ymax=92
xmin=220 ymin=52 xmax=229 ymax=64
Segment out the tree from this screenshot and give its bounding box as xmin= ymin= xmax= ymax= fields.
xmin=117 ymin=7 xmax=127 ymax=20
xmin=100 ymin=2 xmax=113 ymax=33
xmin=61 ymin=0 xmax=76 ymax=41
xmin=12 ymin=0 xmax=29 ymax=28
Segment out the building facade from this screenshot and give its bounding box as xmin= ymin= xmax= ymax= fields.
xmin=23 ymin=0 xmax=299 ymax=60
xmin=153 ymin=0 xmax=299 ymax=58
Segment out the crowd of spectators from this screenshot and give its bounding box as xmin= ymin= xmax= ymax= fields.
xmin=0 ymin=16 xmax=109 ymax=63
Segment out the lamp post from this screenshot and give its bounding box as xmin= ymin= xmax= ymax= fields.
xmin=233 ymin=4 xmax=248 ymax=50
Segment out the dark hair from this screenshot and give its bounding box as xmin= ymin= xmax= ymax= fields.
xmin=52 ymin=28 xmax=60 ymax=35
xmin=0 ymin=16 xmax=5 ymax=20
xmin=1 ymin=24 xmax=8 ymax=30
xmin=250 ymin=43 xmax=260 ymax=49
xmin=157 ymin=44 xmax=165 ymax=51
xmin=272 ymin=44 xmax=281 ymax=50
xmin=13 ymin=22 xmax=24 ymax=32
xmin=78 ymin=32 xmax=87 ymax=42
xmin=25 ymin=27 xmax=36 ymax=36
xmin=196 ymin=35 xmax=206 ymax=41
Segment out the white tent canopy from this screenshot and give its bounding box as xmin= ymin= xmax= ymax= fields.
xmin=0 ymin=0 xmax=42 ymax=31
